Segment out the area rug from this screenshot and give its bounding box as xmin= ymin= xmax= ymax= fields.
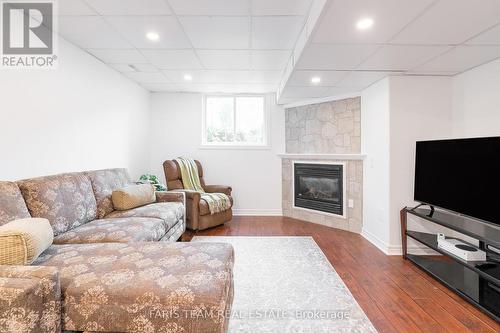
xmin=191 ymin=236 xmax=377 ymax=333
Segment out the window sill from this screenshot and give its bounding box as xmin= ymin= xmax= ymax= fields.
xmin=199 ymin=144 xmax=271 ymax=151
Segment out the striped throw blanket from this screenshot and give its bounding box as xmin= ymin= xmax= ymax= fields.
xmin=175 ymin=157 xmax=232 ymax=215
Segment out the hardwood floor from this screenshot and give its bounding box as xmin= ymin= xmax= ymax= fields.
xmin=187 ymin=216 xmax=500 ymax=333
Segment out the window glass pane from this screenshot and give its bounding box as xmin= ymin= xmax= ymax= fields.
xmin=235 ymin=97 xmax=265 ymax=144
xmin=205 ymin=97 xmax=234 ymax=143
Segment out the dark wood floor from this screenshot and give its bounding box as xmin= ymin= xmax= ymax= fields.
xmin=187 ymin=216 xmax=500 ymax=333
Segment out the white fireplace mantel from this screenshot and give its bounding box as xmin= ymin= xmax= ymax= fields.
xmin=277 ymin=153 xmax=366 ymax=161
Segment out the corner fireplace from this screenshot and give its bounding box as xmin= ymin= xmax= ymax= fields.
xmin=294 ymin=162 xmax=344 ymax=216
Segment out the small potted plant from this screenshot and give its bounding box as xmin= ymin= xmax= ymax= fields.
xmin=138 ymin=174 xmax=167 ymax=192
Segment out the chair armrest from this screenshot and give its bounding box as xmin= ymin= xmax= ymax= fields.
xmin=0 ymin=265 xmax=61 ymax=333
xmin=204 ymin=185 xmax=232 ymax=196
xmin=168 ymin=190 xmax=201 ymax=230
xmin=169 ymin=189 xmax=201 ymax=202
xmin=156 ymin=191 xmax=185 ymax=204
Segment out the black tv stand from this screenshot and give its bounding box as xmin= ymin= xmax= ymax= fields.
xmin=411 ymin=203 xmax=435 ymax=217
xmin=401 ymin=206 xmax=500 ymax=322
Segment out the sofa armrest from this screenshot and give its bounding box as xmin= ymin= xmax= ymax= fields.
xmin=204 ymin=185 xmax=232 ymax=196
xmin=0 ymin=265 xmax=61 ymax=333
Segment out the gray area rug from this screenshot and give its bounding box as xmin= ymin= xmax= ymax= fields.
xmin=191 ymin=236 xmax=377 ymax=333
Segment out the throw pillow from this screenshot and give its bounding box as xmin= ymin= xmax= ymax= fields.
xmin=112 ymin=184 xmax=156 ymax=211
xmin=0 ymin=218 xmax=54 ymax=265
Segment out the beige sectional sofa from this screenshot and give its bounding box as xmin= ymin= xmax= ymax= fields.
xmin=0 ymin=169 xmax=234 ymax=333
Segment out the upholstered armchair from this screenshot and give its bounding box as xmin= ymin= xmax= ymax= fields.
xmin=163 ymin=160 xmax=233 ymax=231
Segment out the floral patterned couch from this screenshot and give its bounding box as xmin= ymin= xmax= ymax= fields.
xmin=0 ymin=169 xmax=234 ymax=333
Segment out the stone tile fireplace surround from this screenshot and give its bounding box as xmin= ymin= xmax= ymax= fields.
xmin=281 ymin=97 xmax=363 ymax=233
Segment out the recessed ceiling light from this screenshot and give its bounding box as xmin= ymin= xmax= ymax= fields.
xmin=311 ymin=76 xmax=321 ymax=84
xmin=146 ymin=31 xmax=159 ymax=41
xmin=184 ymin=74 xmax=193 ymax=81
xmin=356 ymin=17 xmax=374 ymax=30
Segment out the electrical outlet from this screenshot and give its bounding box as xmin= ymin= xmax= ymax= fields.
xmin=348 ymin=199 xmax=354 ymax=208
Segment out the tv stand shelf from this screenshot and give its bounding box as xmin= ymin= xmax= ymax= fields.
xmin=401 ymin=207 xmax=500 ymax=322
xmin=406 ymin=230 xmax=500 ymax=286
xmin=408 ymin=207 xmax=500 ymax=250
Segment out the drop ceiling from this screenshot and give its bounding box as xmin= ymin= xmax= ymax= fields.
xmin=55 ymin=0 xmax=500 ymax=104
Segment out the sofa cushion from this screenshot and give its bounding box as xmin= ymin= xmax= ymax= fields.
xmin=53 ymin=217 xmax=167 ymax=244
xmin=106 ymin=202 xmax=184 ymax=229
xmin=0 ymin=181 xmax=31 ymax=226
xmin=34 ymin=242 xmax=234 ymax=333
xmin=0 ymin=218 xmax=54 ymax=265
xmin=112 ymin=184 xmax=156 ymax=211
xmin=17 ymin=173 xmax=97 ymax=236
xmin=85 ymin=169 xmax=131 ymax=218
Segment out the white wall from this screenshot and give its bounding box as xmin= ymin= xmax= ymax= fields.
xmin=149 ymin=92 xmax=285 ymax=215
xmin=361 ymin=78 xmax=391 ymax=250
xmin=361 ymin=76 xmax=453 ymax=254
xmin=389 ymin=76 xmax=452 ymax=246
xmin=389 ymin=76 xmax=453 ymax=251
xmin=0 ymin=37 xmax=151 ymax=181
xmin=452 ymin=58 xmax=500 ymax=137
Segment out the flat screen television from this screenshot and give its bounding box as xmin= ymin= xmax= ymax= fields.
xmin=414 ymin=137 xmax=500 ymax=226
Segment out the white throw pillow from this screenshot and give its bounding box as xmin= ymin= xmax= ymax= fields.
xmin=0 ymin=218 xmax=54 ymax=265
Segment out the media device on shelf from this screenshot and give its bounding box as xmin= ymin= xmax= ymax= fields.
xmin=437 ymin=233 xmax=487 ymax=261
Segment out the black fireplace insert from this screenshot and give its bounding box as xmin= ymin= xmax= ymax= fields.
xmin=294 ymin=163 xmax=343 ymax=215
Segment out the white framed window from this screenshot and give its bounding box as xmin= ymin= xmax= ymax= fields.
xmin=202 ymin=94 xmax=270 ymax=148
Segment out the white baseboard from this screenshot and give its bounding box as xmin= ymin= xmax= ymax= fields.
xmin=232 ymin=209 xmax=283 ymax=216
xmin=361 ymin=229 xmax=399 ymax=255
xmin=361 ymin=228 xmax=439 ymax=256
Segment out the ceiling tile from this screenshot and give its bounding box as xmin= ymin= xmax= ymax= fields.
xmin=323 ymin=86 xmax=363 ymax=97
xmin=357 ymin=45 xmax=451 ymax=71
xmin=467 ymin=24 xmax=500 ymax=45
xmin=296 ymin=44 xmax=378 ymax=70
xmin=180 ymin=17 xmax=249 ymax=49
xmin=169 ymin=0 xmax=249 ymax=15
xmin=130 ymin=64 xmax=158 ymax=72
xmin=88 ymin=49 xmax=148 ymax=64
xmin=251 ymin=0 xmax=312 ymax=15
xmin=198 ymin=50 xmax=250 ymax=69
xmin=141 ymin=83 xmax=180 ymax=92
xmin=313 ymin=0 xmax=434 ymax=44
xmin=280 ymin=86 xmax=330 ymax=99
xmin=85 ymin=0 xmax=171 ymax=15
xmin=162 ymin=70 xmax=281 ymax=84
xmin=141 ymin=50 xmax=203 ymax=69
xmin=58 ymin=0 xmax=97 ymax=15
xmin=338 ymin=71 xmax=394 ymax=87
xmin=125 ymin=72 xmax=170 ymax=83
xmin=58 ymin=17 xmax=132 ymax=49
xmin=110 ymin=64 xmax=136 ymax=73
xmin=413 ymin=46 xmax=500 ymax=73
xmin=105 ymin=16 xmax=191 ymax=49
xmin=391 ymin=0 xmax=500 ymax=45
xmin=252 ymin=17 xmax=304 ymax=49
xmin=174 ymin=83 xmax=277 ymax=94
xmin=112 ymin=63 xmax=160 ymax=73
xmin=287 ymin=70 xmax=349 ymax=86
xmin=251 ymin=50 xmax=291 ymax=70
xmin=404 ymin=71 xmax=459 ymax=76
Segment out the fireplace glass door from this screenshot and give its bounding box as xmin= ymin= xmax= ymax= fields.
xmin=294 ymin=163 xmax=343 ymax=215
